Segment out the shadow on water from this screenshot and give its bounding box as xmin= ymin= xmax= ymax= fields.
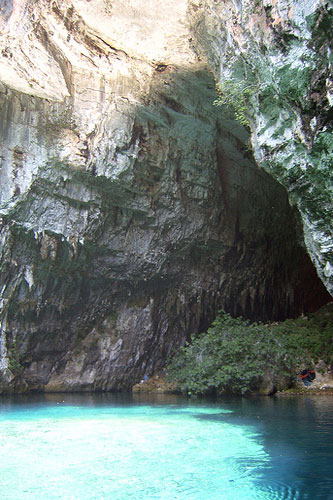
xmin=1 ymin=392 xmax=332 ymax=499
xmin=0 ymin=391 xmax=189 ymax=409
xmin=192 ymin=395 xmax=333 ymax=500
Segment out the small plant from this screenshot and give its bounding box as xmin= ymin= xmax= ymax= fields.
xmin=213 ymin=79 xmax=257 ymax=128
xmin=39 ymin=107 xmax=78 ymax=140
xmin=8 ymin=340 xmax=24 ymax=376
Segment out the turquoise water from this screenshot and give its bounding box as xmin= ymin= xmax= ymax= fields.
xmin=0 ymin=393 xmax=332 ymax=500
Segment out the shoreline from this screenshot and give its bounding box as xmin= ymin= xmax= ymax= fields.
xmin=132 ymin=374 xmax=333 ymax=397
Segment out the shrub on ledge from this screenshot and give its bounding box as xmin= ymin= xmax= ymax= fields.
xmin=167 ymin=307 xmax=333 ymax=395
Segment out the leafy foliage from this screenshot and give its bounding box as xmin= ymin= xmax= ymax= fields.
xmin=8 ymin=340 xmax=24 ymax=376
xmin=271 ymin=308 xmax=333 ymax=369
xmin=213 ymin=79 xmax=256 ymax=127
xmin=167 ymin=309 xmax=333 ymax=395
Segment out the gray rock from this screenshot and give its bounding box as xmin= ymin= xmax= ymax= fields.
xmin=0 ymin=0 xmax=331 ymax=393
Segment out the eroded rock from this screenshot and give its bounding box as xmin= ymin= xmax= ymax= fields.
xmin=0 ymin=0 xmax=331 ymax=393
xmin=188 ymin=0 xmax=333 ymax=294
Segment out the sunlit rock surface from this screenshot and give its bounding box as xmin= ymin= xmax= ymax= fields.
xmin=0 ymin=0 xmax=331 ymax=392
xmin=188 ymin=0 xmax=333 ymax=294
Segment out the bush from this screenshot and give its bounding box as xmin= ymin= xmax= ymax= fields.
xmin=167 ymin=308 xmax=333 ymax=395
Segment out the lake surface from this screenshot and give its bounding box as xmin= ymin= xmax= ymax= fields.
xmin=0 ymin=393 xmax=332 ymax=499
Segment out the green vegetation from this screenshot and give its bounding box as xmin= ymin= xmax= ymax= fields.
xmin=213 ymin=79 xmax=257 ymax=128
xmin=285 ymin=130 xmax=333 ymax=231
xmin=8 ymin=340 xmax=24 ymax=376
xmin=278 ymin=65 xmax=313 ymax=108
xmin=167 ymin=308 xmax=333 ymax=395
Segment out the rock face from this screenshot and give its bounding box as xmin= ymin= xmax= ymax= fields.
xmin=188 ymin=0 xmax=333 ymax=294
xmin=0 ymin=0 xmax=331 ymax=392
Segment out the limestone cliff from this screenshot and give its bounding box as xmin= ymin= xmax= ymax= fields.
xmin=188 ymin=0 xmax=333 ymax=293
xmin=0 ymin=0 xmax=331 ymax=393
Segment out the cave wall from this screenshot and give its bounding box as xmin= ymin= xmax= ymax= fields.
xmin=187 ymin=0 xmax=333 ymax=294
xmin=0 ymin=0 xmax=330 ymax=392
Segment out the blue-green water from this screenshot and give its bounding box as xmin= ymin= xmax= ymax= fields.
xmin=0 ymin=393 xmax=332 ymax=500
